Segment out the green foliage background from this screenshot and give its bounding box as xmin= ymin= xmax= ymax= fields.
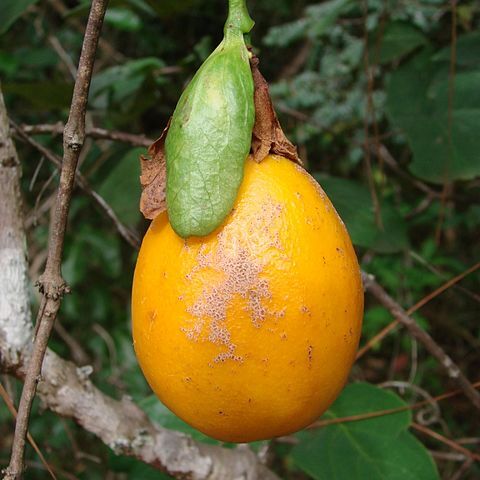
xmin=1 ymin=0 xmax=479 ymax=478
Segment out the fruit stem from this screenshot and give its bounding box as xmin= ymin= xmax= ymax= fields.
xmin=224 ymin=0 xmax=254 ymax=37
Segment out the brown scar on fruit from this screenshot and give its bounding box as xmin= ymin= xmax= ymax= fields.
xmin=308 ymin=345 xmax=313 ymax=368
xmin=250 ymin=55 xmax=301 ymax=165
xmin=181 ymin=199 xmax=285 ymax=363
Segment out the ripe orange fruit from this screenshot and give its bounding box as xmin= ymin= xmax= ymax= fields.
xmin=132 ymin=154 xmax=363 ymax=442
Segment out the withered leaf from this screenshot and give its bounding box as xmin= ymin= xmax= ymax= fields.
xmin=250 ymin=55 xmax=301 ymax=165
xmin=139 ymin=119 xmax=170 ymax=220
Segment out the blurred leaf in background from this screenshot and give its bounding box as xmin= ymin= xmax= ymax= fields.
xmin=291 ymin=383 xmax=439 ymax=480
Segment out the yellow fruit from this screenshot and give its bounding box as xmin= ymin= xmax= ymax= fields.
xmin=132 ymin=154 xmax=363 ymax=442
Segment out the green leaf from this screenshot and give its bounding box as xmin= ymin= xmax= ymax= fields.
xmin=386 ymin=48 xmax=480 ymax=183
xmin=264 ymin=18 xmax=309 ymax=47
xmin=433 ymin=31 xmax=480 ymax=68
xmin=306 ymin=0 xmax=353 ymax=38
xmin=105 ymin=8 xmax=142 ymax=32
xmin=315 ymin=175 xmax=408 ymax=253
xmin=0 ymin=52 xmax=18 ymax=76
xmin=98 ymin=148 xmax=144 ymax=228
xmin=0 ymin=0 xmax=39 ymax=34
xmin=165 ymin=33 xmax=254 ymax=237
xmin=62 ymin=226 xmax=122 ymax=286
xmin=143 ymin=0 xmax=201 ymax=17
xmin=291 ymin=383 xmax=439 ymax=480
xmin=90 ymin=58 xmax=165 ymax=116
xmin=2 ymin=82 xmax=73 ymax=110
xmin=264 ymin=0 xmax=352 ymax=47
xmin=374 ymin=21 xmax=427 ymax=64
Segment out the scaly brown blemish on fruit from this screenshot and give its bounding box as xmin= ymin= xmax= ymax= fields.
xmin=181 ymin=198 xmax=286 ymax=363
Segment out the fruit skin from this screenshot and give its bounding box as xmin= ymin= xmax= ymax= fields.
xmin=132 ymin=155 xmax=363 ymax=443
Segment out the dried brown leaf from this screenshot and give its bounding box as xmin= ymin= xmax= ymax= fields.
xmin=250 ymin=56 xmax=301 ymax=165
xmin=139 ymin=119 xmax=170 ymax=220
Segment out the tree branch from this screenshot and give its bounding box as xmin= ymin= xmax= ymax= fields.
xmin=362 ymin=272 xmax=480 ymax=410
xmin=19 ymin=123 xmax=151 ymax=148
xmin=4 ymin=2 xmax=109 ymax=477
xmin=0 ymin=87 xmax=33 ymax=376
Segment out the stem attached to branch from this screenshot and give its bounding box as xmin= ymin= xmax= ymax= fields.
xmin=4 ymin=1 xmax=109 ymax=478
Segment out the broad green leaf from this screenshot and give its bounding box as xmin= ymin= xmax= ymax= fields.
xmin=165 ymin=16 xmax=255 ymax=237
xmin=0 ymin=0 xmax=39 ymax=34
xmin=374 ymin=21 xmax=427 ymax=64
xmin=315 ymin=175 xmax=408 ymax=253
xmin=386 ymin=49 xmax=480 ymax=183
xmin=98 ymin=148 xmax=144 ymax=228
xmin=291 ymin=383 xmax=439 ymax=480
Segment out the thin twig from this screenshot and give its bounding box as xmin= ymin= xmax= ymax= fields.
xmin=357 ymin=262 xmax=480 ymax=358
xmin=435 ymin=0 xmax=457 ymax=244
xmin=11 ymin=122 xmax=140 ymax=249
xmin=47 ymin=0 xmax=124 ymax=63
xmin=308 ymin=380 xmax=480 ymax=429
xmin=371 ymin=144 xmax=440 ymax=198
xmin=409 ymin=251 xmax=480 ymax=304
xmin=362 ymin=272 xmax=480 ymax=410
xmin=449 ymin=458 xmax=474 ymax=480
xmin=47 ymin=36 xmax=77 ymax=79
xmin=431 ymin=451 xmax=466 ymax=462
xmin=0 ymin=383 xmax=57 ymax=480
xmin=361 ymin=0 xmax=382 ymax=229
xmin=19 ymin=122 xmax=151 ymax=148
xmin=412 ymin=422 xmax=480 ymax=462
xmin=278 ymin=41 xmax=312 ymax=79
xmin=4 ymin=2 xmax=109 ymax=478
